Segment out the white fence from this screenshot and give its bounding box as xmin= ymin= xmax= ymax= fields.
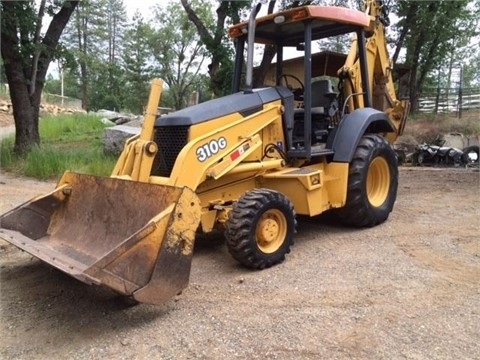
xmin=418 ymin=88 xmax=480 ymax=114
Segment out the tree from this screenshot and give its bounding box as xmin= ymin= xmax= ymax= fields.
xmin=121 ymin=11 xmax=153 ymax=114
xmin=180 ymin=0 xmax=251 ymax=96
xmin=150 ymin=1 xmax=207 ymax=110
xmin=106 ymin=0 xmax=127 ymax=66
xmin=63 ymin=1 xmax=101 ymax=110
xmin=462 ymin=47 xmax=480 ymax=87
xmin=104 ymin=0 xmax=128 ymax=106
xmin=392 ymin=0 xmax=478 ymax=111
xmin=1 ymin=0 xmax=79 ymax=155
xmin=62 ymin=0 xmax=127 ymax=111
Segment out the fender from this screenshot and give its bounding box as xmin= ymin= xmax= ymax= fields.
xmin=330 ymin=108 xmax=395 ymax=162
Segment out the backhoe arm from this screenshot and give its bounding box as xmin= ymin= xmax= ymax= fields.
xmin=339 ymin=0 xmax=409 ymax=142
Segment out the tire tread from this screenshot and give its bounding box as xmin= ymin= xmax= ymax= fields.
xmin=225 ymin=189 xmax=296 ymax=269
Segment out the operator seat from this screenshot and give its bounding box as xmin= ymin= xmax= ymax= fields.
xmin=292 ymin=79 xmax=339 ymax=147
xmin=311 ymin=79 xmax=338 ymax=116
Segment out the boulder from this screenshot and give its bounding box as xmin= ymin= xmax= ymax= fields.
xmin=96 ymin=109 xmax=124 ymax=120
xmin=443 ymin=132 xmax=465 ymax=149
xmin=95 ymin=109 xmax=137 ymax=123
xmin=103 ymin=125 xmax=141 ymax=155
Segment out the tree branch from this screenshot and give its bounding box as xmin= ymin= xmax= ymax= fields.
xmin=29 ymin=0 xmax=47 ymax=95
xmin=214 ymin=2 xmax=229 ymax=45
xmin=180 ymin=0 xmax=213 ymax=46
xmin=35 ymin=1 xmax=79 ymax=99
xmin=392 ymin=3 xmax=417 ymax=65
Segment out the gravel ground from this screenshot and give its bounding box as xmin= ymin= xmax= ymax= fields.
xmin=0 ymin=168 xmax=479 ymax=360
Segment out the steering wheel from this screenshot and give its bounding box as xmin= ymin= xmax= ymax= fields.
xmin=277 ymin=74 xmax=304 ymax=101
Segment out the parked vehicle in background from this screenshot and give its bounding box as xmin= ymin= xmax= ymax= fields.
xmin=413 ymin=141 xmax=479 ymax=167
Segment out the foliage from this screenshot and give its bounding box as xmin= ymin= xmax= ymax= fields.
xmin=0 ymin=114 xmax=116 ymax=179
xmin=180 ymin=0 xmax=252 ymax=96
xmin=63 ymin=1 xmax=100 ymax=110
xmin=35 ymin=0 xmax=480 ymax=117
xmin=44 ymin=71 xmax=79 ymax=98
xmin=57 ymin=0 xmax=211 ymax=112
xmin=150 ymin=1 xmax=208 ymax=109
xmin=121 ymin=11 xmax=153 ymax=113
xmin=391 ymin=0 xmax=479 ymax=110
xmin=61 ymin=0 xmax=128 ymax=111
xmin=89 ymin=63 xmax=125 ymax=111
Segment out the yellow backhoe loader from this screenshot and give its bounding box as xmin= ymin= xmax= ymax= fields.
xmin=0 ymin=0 xmax=408 ymax=305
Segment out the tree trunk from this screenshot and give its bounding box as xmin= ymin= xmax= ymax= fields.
xmin=1 ymin=1 xmax=79 ymax=156
xmin=252 ymin=2 xmax=277 ymax=88
xmin=392 ymin=3 xmax=418 ymax=66
xmin=80 ymin=61 xmax=89 ymax=111
xmin=253 ymin=45 xmax=277 ymax=88
xmin=407 ymin=46 xmax=421 ymax=112
xmin=3 ymin=62 xmax=41 ymax=154
xmin=75 ymin=6 xmax=89 ymax=111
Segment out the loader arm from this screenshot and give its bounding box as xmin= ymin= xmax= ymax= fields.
xmin=160 ymin=102 xmax=284 ymax=190
xmin=112 ymin=79 xmax=163 ymax=182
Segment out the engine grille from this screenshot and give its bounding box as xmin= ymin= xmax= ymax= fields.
xmin=151 ymin=126 xmax=190 ymax=177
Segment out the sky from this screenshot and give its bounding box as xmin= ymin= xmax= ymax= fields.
xmin=122 ymin=0 xmax=268 ymax=21
xmin=123 ymin=0 xmax=165 ymax=18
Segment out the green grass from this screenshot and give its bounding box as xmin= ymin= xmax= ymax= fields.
xmin=0 ymin=113 xmax=117 ymax=179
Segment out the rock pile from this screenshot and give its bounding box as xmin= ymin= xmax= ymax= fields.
xmin=0 ymin=100 xmax=10 ymax=113
xmin=0 ymin=99 xmax=86 ymax=116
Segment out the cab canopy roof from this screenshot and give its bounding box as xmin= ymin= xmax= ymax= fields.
xmin=229 ymin=6 xmax=372 ymax=45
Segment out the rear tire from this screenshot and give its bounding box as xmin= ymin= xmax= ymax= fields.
xmin=225 ymin=189 xmax=296 ymax=269
xmin=337 ymin=134 xmax=398 ymax=227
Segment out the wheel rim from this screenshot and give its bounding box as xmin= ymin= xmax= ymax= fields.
xmin=255 ymin=209 xmax=287 ymax=254
xmin=366 ymin=157 xmax=390 ymax=207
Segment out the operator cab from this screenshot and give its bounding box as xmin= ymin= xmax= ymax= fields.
xmin=229 ymin=5 xmax=374 ymax=160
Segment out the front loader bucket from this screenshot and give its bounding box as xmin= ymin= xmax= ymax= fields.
xmin=0 ymin=171 xmax=201 ymax=305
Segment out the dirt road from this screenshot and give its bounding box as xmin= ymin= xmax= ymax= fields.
xmin=0 ymin=168 xmax=479 ymax=359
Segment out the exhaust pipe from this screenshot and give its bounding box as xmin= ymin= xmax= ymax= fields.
xmin=244 ymin=3 xmax=262 ymax=93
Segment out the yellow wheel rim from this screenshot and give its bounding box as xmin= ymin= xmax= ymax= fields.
xmin=255 ymin=209 xmax=287 ymax=254
xmin=366 ymin=157 xmax=390 ymax=207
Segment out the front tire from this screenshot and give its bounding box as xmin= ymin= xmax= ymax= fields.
xmin=337 ymin=134 xmax=398 ymax=227
xmin=225 ymin=189 xmax=296 ymax=269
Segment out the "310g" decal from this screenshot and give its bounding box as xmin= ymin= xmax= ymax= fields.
xmin=196 ymin=137 xmax=227 ymax=162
